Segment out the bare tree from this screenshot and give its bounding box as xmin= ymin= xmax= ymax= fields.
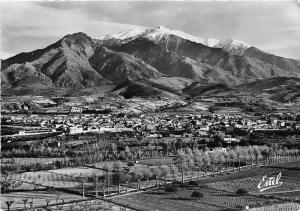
xmin=22 ymin=199 xmax=28 ymax=209
xmin=6 ymin=201 xmax=14 ymax=211
xmin=45 ymin=199 xmax=51 ymax=208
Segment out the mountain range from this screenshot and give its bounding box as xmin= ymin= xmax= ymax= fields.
xmin=2 ymin=26 xmax=300 ymax=101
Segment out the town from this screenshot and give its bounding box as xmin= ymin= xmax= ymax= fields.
xmin=1 ymin=95 xmax=300 ymax=211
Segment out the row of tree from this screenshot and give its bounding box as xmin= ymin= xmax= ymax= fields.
xmin=174 ymin=145 xmax=300 ymax=181
xmin=80 ymin=145 xmax=300 ymax=196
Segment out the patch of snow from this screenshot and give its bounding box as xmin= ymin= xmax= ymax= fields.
xmin=143 ymin=26 xmax=221 ymax=47
xmin=99 ymin=26 xmax=251 ymax=50
xmin=110 ymin=28 xmax=147 ymax=40
xmin=214 ymin=39 xmax=251 ymax=50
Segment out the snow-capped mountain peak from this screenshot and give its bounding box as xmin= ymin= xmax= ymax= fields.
xmin=214 ymin=38 xmax=251 ymax=55
xmin=215 ymin=38 xmax=251 ymax=49
xmin=98 ymin=28 xmax=146 ymax=40
xmin=110 ymin=28 xmax=146 ymax=40
xmin=100 ymin=26 xmax=220 ymax=47
xmin=144 ymin=26 xmax=220 ymax=47
xmin=99 ymin=26 xmax=251 ymax=53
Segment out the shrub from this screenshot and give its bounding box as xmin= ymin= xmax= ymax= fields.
xmin=188 ymin=181 xmax=199 ymax=186
xmin=165 ymin=186 xmax=178 ymax=192
xmin=236 ymin=188 xmax=249 ymax=195
xmin=173 ymin=180 xmax=182 ymax=185
xmin=179 ymin=183 xmax=189 ymax=188
xmin=191 ymin=191 xmax=204 ymax=199
xmin=198 ymin=183 xmax=208 ymax=188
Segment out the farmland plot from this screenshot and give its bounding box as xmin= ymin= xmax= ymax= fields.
xmin=111 ymin=186 xmax=272 ymax=211
xmin=208 ymin=175 xmax=300 ymax=194
xmin=208 ymin=165 xmax=300 ymax=194
xmin=87 ymin=161 xmax=128 ymax=169
xmin=137 ymin=157 xmax=175 ymax=166
xmin=1 ymin=191 xmax=83 ymax=210
xmin=1 ymin=157 xmax=65 ymax=166
xmin=48 ymin=167 xmax=105 ymax=178
xmin=4 ymin=169 xmax=103 ymax=194
xmin=8 ymin=171 xmax=82 ymax=189
xmin=48 ymin=199 xmax=133 ymax=211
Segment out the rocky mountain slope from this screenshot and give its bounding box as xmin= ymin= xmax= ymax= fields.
xmin=2 ymin=33 xmax=109 ymax=88
xmin=2 ymin=26 xmax=300 ymax=99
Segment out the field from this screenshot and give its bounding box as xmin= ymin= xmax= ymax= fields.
xmin=2 ymin=159 xmax=299 ymax=210
xmin=3 ymin=167 xmax=106 ymax=194
xmin=137 ymin=157 xmax=175 ymax=166
xmin=110 ymin=161 xmax=300 ymax=211
xmin=207 ymin=161 xmax=300 ymax=197
xmin=208 ymin=174 xmax=300 ymax=194
xmin=48 ymin=167 xmax=106 ymax=178
xmin=1 ymin=192 xmax=133 ymax=211
xmin=2 ymin=158 xmax=65 ymax=166
xmin=111 ymin=186 xmax=272 ymax=211
xmin=269 ymin=160 xmax=300 ymax=169
xmin=87 ymin=161 xmax=128 ymax=169
xmin=1 ymin=191 xmax=83 ymax=210
xmin=47 ymin=199 xmax=133 ymax=211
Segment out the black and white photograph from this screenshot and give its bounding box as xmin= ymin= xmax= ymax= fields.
xmin=1 ymin=0 xmax=300 ymax=210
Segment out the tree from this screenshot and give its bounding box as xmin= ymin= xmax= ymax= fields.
xmin=253 ymin=146 xmax=262 ymax=166
xmin=217 ymin=152 xmax=226 ymax=174
xmin=186 ymin=148 xmax=195 ymax=181
xmin=234 ymin=146 xmax=243 ymax=170
xmin=45 ymin=199 xmax=51 ymax=208
xmin=193 ymin=150 xmax=204 ymax=180
xmin=165 ymin=186 xmax=177 ymax=192
xmin=6 ymin=201 xmax=14 ymax=211
xmin=151 ymin=167 xmax=162 ymax=187
xmin=1 ymin=176 xmax=21 ymax=193
xmin=261 ymin=146 xmax=271 ymax=164
xmin=131 ymin=171 xmax=143 ymax=191
xmin=174 ymin=149 xmax=187 ymax=183
xmin=109 ymin=143 xmax=118 ymax=160
xmin=103 ymin=164 xmax=111 ymax=195
xmin=236 ymin=188 xmax=248 ymax=195
xmin=202 ymin=153 xmax=211 ymax=177
xmin=214 ymin=131 xmax=225 ymax=142
xmin=112 ymin=161 xmax=124 ymax=193
xmin=169 ymin=165 xmax=178 ymax=184
xmin=125 ymin=146 xmax=132 ymax=161
xmin=22 ymin=199 xmax=28 ymax=209
xmin=159 ymin=166 xmax=170 ymax=185
xmin=143 ymin=168 xmax=153 ymax=188
xmin=191 ymin=191 xmax=204 ymax=199
xmin=247 ymin=146 xmax=256 ymax=167
xmin=209 ymin=152 xmax=218 ymax=176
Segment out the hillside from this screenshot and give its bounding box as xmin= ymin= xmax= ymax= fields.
xmin=237 ymin=77 xmax=300 ymax=102
xmin=2 ymin=26 xmax=300 ymax=99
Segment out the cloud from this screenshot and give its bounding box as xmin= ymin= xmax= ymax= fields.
xmin=1 ymin=1 xmax=300 ymax=60
xmin=0 ymin=52 xmax=14 ymax=60
xmin=258 ymin=39 xmax=300 ymax=60
xmin=0 ymin=2 xmax=144 ymax=56
xmin=2 ymin=2 xmax=145 ymax=37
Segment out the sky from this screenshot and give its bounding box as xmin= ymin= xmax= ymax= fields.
xmin=1 ymin=1 xmax=300 ymax=60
